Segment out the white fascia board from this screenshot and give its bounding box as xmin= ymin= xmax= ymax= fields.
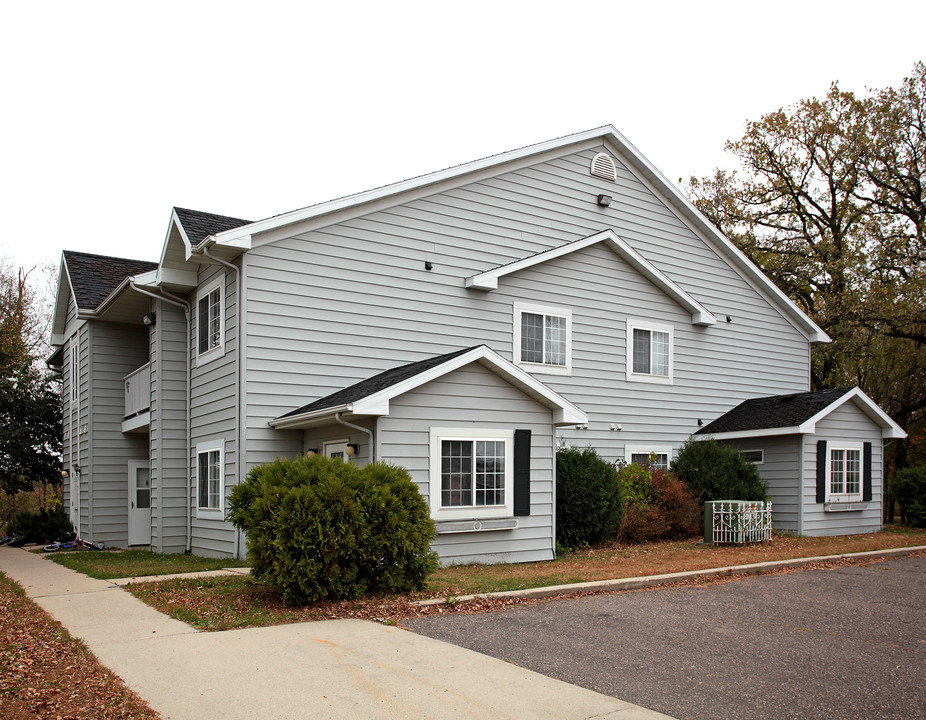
xmin=158 ymin=210 xmax=193 ymax=265
xmin=696 ymin=427 xmax=803 ymax=441
xmin=268 ymin=404 xmax=354 ymax=430
xmin=466 ymin=229 xmax=716 ymax=326
xmin=350 ymin=345 xmax=588 ymax=425
xmin=155 ymin=267 xmax=198 ymax=288
xmin=51 ymin=257 xmax=72 ymax=337
xmin=93 ymin=277 xmax=132 ymax=316
xmin=212 ymin=126 xmax=620 ymax=244
xmin=797 ymin=387 xmax=907 ymax=439
xmin=600 ymin=130 xmax=829 ymax=344
xmin=212 ymin=233 xmax=252 ymax=250
xmin=132 ymin=270 xmax=159 ymax=288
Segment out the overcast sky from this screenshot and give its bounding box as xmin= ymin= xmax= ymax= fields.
xmin=2 ymin=1 xmax=923 ymax=272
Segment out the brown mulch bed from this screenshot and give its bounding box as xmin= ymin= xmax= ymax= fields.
xmin=0 ymin=573 xmax=159 ymax=720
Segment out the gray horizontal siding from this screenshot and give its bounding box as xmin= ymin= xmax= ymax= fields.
xmin=244 ymin=145 xmax=811 ymax=474
xmin=802 ymin=404 xmax=883 ymax=536
xmin=87 ymin=321 xmax=149 ymax=546
xmin=724 ymin=436 xmax=801 ymax=532
xmin=378 ymin=364 xmax=555 ymax=565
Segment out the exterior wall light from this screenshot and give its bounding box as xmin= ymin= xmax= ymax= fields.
xmin=597 ymin=194 xmax=612 ymax=207
xmin=345 ymin=444 xmax=359 ymax=456
xmin=305 ymin=449 xmax=318 ymax=457
xmin=143 ymin=312 xmax=157 ymax=326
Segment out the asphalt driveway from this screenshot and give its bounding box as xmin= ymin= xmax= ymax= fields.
xmin=405 ymin=554 xmax=926 ymax=720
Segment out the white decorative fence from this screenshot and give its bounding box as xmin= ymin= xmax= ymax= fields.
xmin=705 ymin=501 xmax=773 ymax=545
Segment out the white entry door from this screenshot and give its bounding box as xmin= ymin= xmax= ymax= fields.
xmin=324 ymin=440 xmax=349 ymax=460
xmin=128 ymin=461 xmax=151 ymax=546
xmin=69 ymin=467 xmax=80 ymax=528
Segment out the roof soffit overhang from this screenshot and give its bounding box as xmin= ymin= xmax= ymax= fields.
xmin=153 ymin=210 xmax=246 ymax=291
xmin=51 ymin=256 xmax=72 ymax=341
xmin=270 ymin=345 xmax=588 ymax=430
xmin=465 ymin=228 xmax=716 ymax=326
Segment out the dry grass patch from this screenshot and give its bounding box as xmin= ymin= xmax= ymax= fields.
xmin=123 ymin=526 xmax=926 ymax=632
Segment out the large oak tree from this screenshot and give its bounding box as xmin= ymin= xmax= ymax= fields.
xmin=688 ymin=63 xmax=925 ymax=480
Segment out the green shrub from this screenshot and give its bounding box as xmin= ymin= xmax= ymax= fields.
xmin=7 ymin=506 xmax=73 ymax=543
xmin=618 ymin=466 xmax=702 ymax=543
xmin=671 ymin=438 xmax=768 ymax=503
xmin=616 ymin=461 xmax=650 ymax=507
xmin=891 ymin=466 xmax=926 ymax=528
xmin=556 ymin=446 xmax=622 ymax=549
xmin=227 ymin=455 xmax=438 ymax=605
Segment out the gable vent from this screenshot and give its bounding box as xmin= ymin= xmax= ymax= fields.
xmin=590 ymin=152 xmax=617 ymax=181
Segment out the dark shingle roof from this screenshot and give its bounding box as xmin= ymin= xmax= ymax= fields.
xmin=696 ymin=388 xmax=854 ymax=435
xmin=173 ymin=207 xmax=252 ymax=247
xmin=63 ymin=251 xmax=158 ymax=310
xmin=277 ymin=346 xmax=481 ymax=420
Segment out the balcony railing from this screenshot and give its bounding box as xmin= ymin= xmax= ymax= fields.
xmin=124 ymin=362 xmax=151 ymax=419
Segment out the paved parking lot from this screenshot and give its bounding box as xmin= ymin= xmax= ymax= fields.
xmin=405 ymin=554 xmax=926 ymax=720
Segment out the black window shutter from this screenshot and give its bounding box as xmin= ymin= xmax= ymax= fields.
xmin=863 ymin=442 xmax=873 ymax=502
xmin=816 ymin=440 xmax=827 ymax=503
xmin=198 ymin=296 xmax=209 ymax=353
xmin=513 ymin=429 xmax=531 ymax=516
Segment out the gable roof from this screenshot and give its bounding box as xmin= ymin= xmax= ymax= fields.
xmin=199 ymin=125 xmax=827 ymax=343
xmin=697 ymin=387 xmax=906 ymax=440
xmin=465 ymin=228 xmax=716 ymax=326
xmin=62 ymin=251 xmax=158 ymax=310
xmin=270 ymin=345 xmax=588 ymax=429
xmin=173 ymin=207 xmax=252 ymax=248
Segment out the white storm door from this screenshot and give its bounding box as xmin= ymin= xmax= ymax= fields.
xmin=324 ymin=440 xmax=348 ymax=460
xmin=128 ymin=461 xmax=151 ymax=546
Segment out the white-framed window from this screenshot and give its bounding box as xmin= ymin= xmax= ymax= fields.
xmin=742 ymin=449 xmax=765 ymax=464
xmin=196 ymin=439 xmax=224 ymax=517
xmin=196 ymin=276 xmax=224 ymax=364
xmin=627 ymin=319 xmax=673 ymax=384
xmin=513 ymin=302 xmax=572 ymax=375
xmin=624 ymin=445 xmax=672 ymax=473
xmin=324 ymin=439 xmax=350 ymax=460
xmin=429 ymin=428 xmax=514 ymax=520
xmin=827 ymin=443 xmax=863 ymax=502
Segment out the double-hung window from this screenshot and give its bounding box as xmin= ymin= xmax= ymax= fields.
xmin=627 ymin=319 xmax=673 ymax=383
xmin=429 ymin=428 xmax=513 ymax=520
xmin=196 ymin=440 xmax=224 ymax=516
xmin=625 ymin=446 xmax=672 ymax=472
xmin=196 ymin=278 xmax=224 ymax=363
xmin=828 ymin=444 xmax=862 ymax=502
xmin=513 ymin=302 xmax=572 ymax=375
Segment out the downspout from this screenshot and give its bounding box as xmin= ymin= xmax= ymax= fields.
xmin=130 ymin=280 xmax=192 ymax=552
xmin=335 ymin=412 xmax=376 ymax=463
xmin=201 ymin=245 xmax=244 ymax=558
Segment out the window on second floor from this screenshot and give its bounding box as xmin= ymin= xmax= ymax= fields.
xmin=196 ymin=278 xmax=224 ymax=363
xmin=513 ymin=302 xmax=572 ymax=375
xmin=627 ymin=319 xmax=673 ymax=384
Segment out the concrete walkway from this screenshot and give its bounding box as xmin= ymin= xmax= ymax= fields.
xmin=0 ymin=546 xmax=672 ymax=720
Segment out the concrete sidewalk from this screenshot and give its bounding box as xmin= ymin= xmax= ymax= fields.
xmin=0 ymin=546 xmax=672 ymax=720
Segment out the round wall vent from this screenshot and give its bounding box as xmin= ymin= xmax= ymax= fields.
xmin=590 ymin=152 xmax=617 ymax=181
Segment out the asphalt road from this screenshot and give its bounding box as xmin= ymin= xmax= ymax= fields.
xmin=405 ymin=555 xmax=926 ymax=720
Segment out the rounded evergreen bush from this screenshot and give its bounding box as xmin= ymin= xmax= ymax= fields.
xmin=671 ymin=438 xmax=768 ymax=502
xmin=227 ymin=455 xmax=438 ymax=605
xmin=556 ymin=446 xmax=622 ymax=549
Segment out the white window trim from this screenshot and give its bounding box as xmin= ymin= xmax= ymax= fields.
xmin=512 ymin=301 xmax=572 ymax=376
xmin=626 ymin=318 xmax=674 ymax=385
xmin=826 ymin=442 xmax=864 ymax=503
xmin=624 ymin=445 xmax=673 ymax=471
xmin=70 ymin=343 xmax=78 ymax=401
xmin=195 ymin=438 xmax=225 ymax=519
xmin=195 ymin=275 xmax=225 ymax=367
xmin=429 ymin=427 xmax=514 ymax=521
xmin=742 ymin=449 xmax=765 ymax=465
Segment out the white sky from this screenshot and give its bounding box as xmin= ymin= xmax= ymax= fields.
xmin=2 ymin=0 xmax=923 ymax=271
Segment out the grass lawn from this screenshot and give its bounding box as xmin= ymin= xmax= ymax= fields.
xmin=43 ymin=548 xmax=249 ymax=579
xmin=121 ymin=525 xmax=926 ymax=632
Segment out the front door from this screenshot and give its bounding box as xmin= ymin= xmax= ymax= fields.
xmin=128 ymin=461 xmax=151 ymax=546
xmin=324 ymin=440 xmax=349 ymax=460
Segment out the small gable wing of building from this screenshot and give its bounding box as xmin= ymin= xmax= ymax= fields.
xmin=464 ymin=228 xmax=716 ymax=326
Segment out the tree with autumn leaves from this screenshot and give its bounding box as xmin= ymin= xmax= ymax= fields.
xmin=688 ymin=63 xmax=925 ymax=488
xmin=0 ymin=261 xmax=61 ymax=495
